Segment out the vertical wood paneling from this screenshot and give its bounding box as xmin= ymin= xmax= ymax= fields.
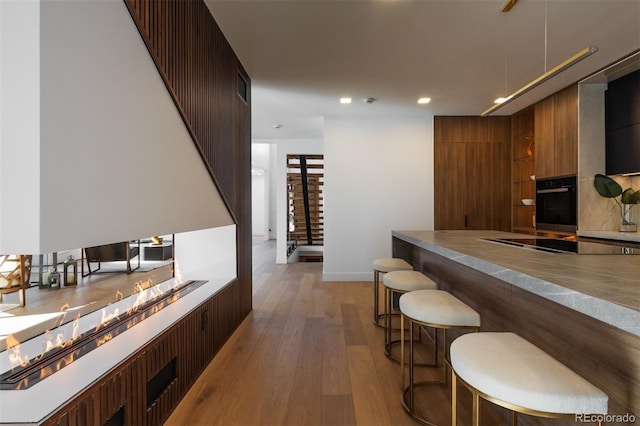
xmin=434 ymin=116 xmax=511 ymax=231
xmin=553 ymin=84 xmax=578 ymax=177
xmin=123 ymin=0 xmax=252 ymax=318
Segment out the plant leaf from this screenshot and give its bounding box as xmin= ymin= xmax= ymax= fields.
xmin=621 ymin=188 xmax=640 ymax=204
xmin=593 ymin=174 xmax=622 ymax=198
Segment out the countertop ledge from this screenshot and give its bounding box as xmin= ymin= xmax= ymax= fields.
xmin=393 ymin=230 xmax=640 ymax=337
xmin=578 ymin=229 xmax=640 ymax=243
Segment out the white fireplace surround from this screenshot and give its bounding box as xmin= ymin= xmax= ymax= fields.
xmin=0 ymin=0 xmax=234 ymax=254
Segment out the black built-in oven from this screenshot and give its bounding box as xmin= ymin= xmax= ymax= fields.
xmin=536 ymin=176 xmax=577 ymax=233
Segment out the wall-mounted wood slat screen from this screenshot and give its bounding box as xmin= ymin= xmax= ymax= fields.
xmin=123 ymin=0 xmax=252 ymax=320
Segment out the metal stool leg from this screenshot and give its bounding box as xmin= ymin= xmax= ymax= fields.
xmin=472 ymin=390 xmax=480 ymax=426
xmin=373 ymin=269 xmax=381 ymax=326
xmin=451 ymin=369 xmax=457 ymax=426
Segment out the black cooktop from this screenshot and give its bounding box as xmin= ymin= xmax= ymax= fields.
xmin=485 ymin=237 xmax=640 ymax=255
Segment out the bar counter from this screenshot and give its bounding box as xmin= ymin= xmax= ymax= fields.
xmin=392 ymin=230 xmax=639 ymax=335
xmin=392 ymin=230 xmax=639 ymax=424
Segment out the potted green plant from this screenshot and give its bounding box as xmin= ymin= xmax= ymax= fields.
xmin=593 ymin=174 xmax=640 ymax=232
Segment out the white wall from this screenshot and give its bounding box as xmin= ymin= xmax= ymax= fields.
xmin=174 ymin=225 xmax=236 ymax=280
xmin=323 ymin=115 xmax=434 ymax=281
xmin=251 ymin=144 xmax=269 ymax=236
xmin=0 ymin=0 xmax=40 ymax=253
xmin=0 ymin=0 xmax=234 ymax=254
xmin=268 ymin=143 xmax=278 ymax=239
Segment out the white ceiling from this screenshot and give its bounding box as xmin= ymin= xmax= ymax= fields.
xmin=204 ymin=0 xmax=640 ymax=140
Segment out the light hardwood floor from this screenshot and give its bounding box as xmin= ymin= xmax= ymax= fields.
xmin=165 ymin=239 xmax=506 ymax=426
xmin=1 ymin=240 xmax=551 ymax=425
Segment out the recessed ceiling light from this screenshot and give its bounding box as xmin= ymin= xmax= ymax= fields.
xmin=340 ymin=97 xmax=352 ymax=104
xmin=273 ymin=124 xmax=283 ymax=129
xmin=417 ymin=97 xmax=431 ymax=104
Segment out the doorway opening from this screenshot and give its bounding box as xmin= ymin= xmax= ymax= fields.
xmin=286 ymin=154 xmax=324 ymax=262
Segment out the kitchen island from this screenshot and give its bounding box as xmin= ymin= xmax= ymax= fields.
xmin=392 ymin=230 xmax=639 ymax=425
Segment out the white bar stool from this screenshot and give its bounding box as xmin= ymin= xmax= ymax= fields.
xmin=399 ymin=289 xmax=481 ymax=426
xmin=450 ymin=332 xmax=608 ymax=426
xmin=372 ymin=258 xmax=412 ymax=327
xmin=383 ymin=270 xmax=438 ymax=363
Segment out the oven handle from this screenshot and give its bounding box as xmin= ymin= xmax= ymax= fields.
xmin=537 ymin=187 xmax=571 ymax=194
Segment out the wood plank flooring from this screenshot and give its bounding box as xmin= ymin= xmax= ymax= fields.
xmin=166 ymin=239 xmax=506 ymax=426
xmin=1 ymin=238 xmax=565 ymax=425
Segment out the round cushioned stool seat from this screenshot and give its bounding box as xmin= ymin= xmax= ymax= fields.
xmin=399 ymin=290 xmax=480 ymax=327
xmin=382 ymin=271 xmax=438 ymax=363
xmin=450 ymin=332 xmax=608 ymax=415
xmin=372 ymin=258 xmax=414 ymax=327
xmin=373 ymin=258 xmax=412 ymax=273
xmin=398 ymin=290 xmax=481 ymax=426
xmin=383 ymin=270 xmax=438 ymax=292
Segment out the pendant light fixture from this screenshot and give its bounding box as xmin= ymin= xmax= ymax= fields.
xmin=482 ymin=1 xmax=598 ymax=116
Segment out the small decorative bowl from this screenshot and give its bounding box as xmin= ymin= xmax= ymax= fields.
xmin=521 ymin=198 xmax=535 ymax=206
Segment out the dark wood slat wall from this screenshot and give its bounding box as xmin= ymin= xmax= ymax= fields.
xmin=43 ymin=2 xmax=251 ymax=424
xmin=122 ymin=1 xmax=251 ymax=317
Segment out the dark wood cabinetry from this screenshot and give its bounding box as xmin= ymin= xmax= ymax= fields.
xmin=512 ymin=85 xmax=578 ymax=234
xmin=434 ymin=116 xmax=511 ymax=231
xmin=554 ymin=85 xmax=579 ymax=177
xmin=511 ymin=108 xmax=536 ymax=234
xmin=534 ymin=85 xmax=578 ymax=179
xmin=534 ymin=97 xmax=554 ymax=179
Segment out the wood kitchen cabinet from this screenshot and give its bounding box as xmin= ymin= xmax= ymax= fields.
xmin=434 ymin=116 xmax=511 ymax=231
xmin=534 ymin=97 xmax=554 ymax=179
xmin=511 ymin=108 xmax=536 ymax=234
xmin=534 ymin=84 xmax=578 ymax=179
xmin=553 ymin=84 xmax=578 ymax=176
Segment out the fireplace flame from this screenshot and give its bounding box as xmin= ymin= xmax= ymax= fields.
xmin=6 ymin=335 xmax=30 ymax=369
xmin=1 ymin=278 xmax=204 ymax=390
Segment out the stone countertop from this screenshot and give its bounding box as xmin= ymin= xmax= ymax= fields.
xmin=393 ymin=230 xmax=640 ymax=337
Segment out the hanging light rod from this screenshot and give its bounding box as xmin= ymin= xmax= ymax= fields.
xmin=481 ymin=46 xmax=598 ymax=116
xmin=501 ymin=0 xmax=519 ymax=12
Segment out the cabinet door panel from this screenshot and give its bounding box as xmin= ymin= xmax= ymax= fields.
xmin=535 ymin=97 xmax=554 ymax=179
xmin=435 ymin=116 xmax=511 ymax=231
xmin=434 ymin=142 xmax=466 ymax=229
xmin=554 ymin=85 xmax=578 ymax=176
xmin=465 ymin=142 xmax=494 ymax=230
xmin=490 ymin=142 xmax=511 ymax=231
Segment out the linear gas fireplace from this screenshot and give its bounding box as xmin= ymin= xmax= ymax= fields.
xmin=0 ymin=279 xmax=207 ymax=390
